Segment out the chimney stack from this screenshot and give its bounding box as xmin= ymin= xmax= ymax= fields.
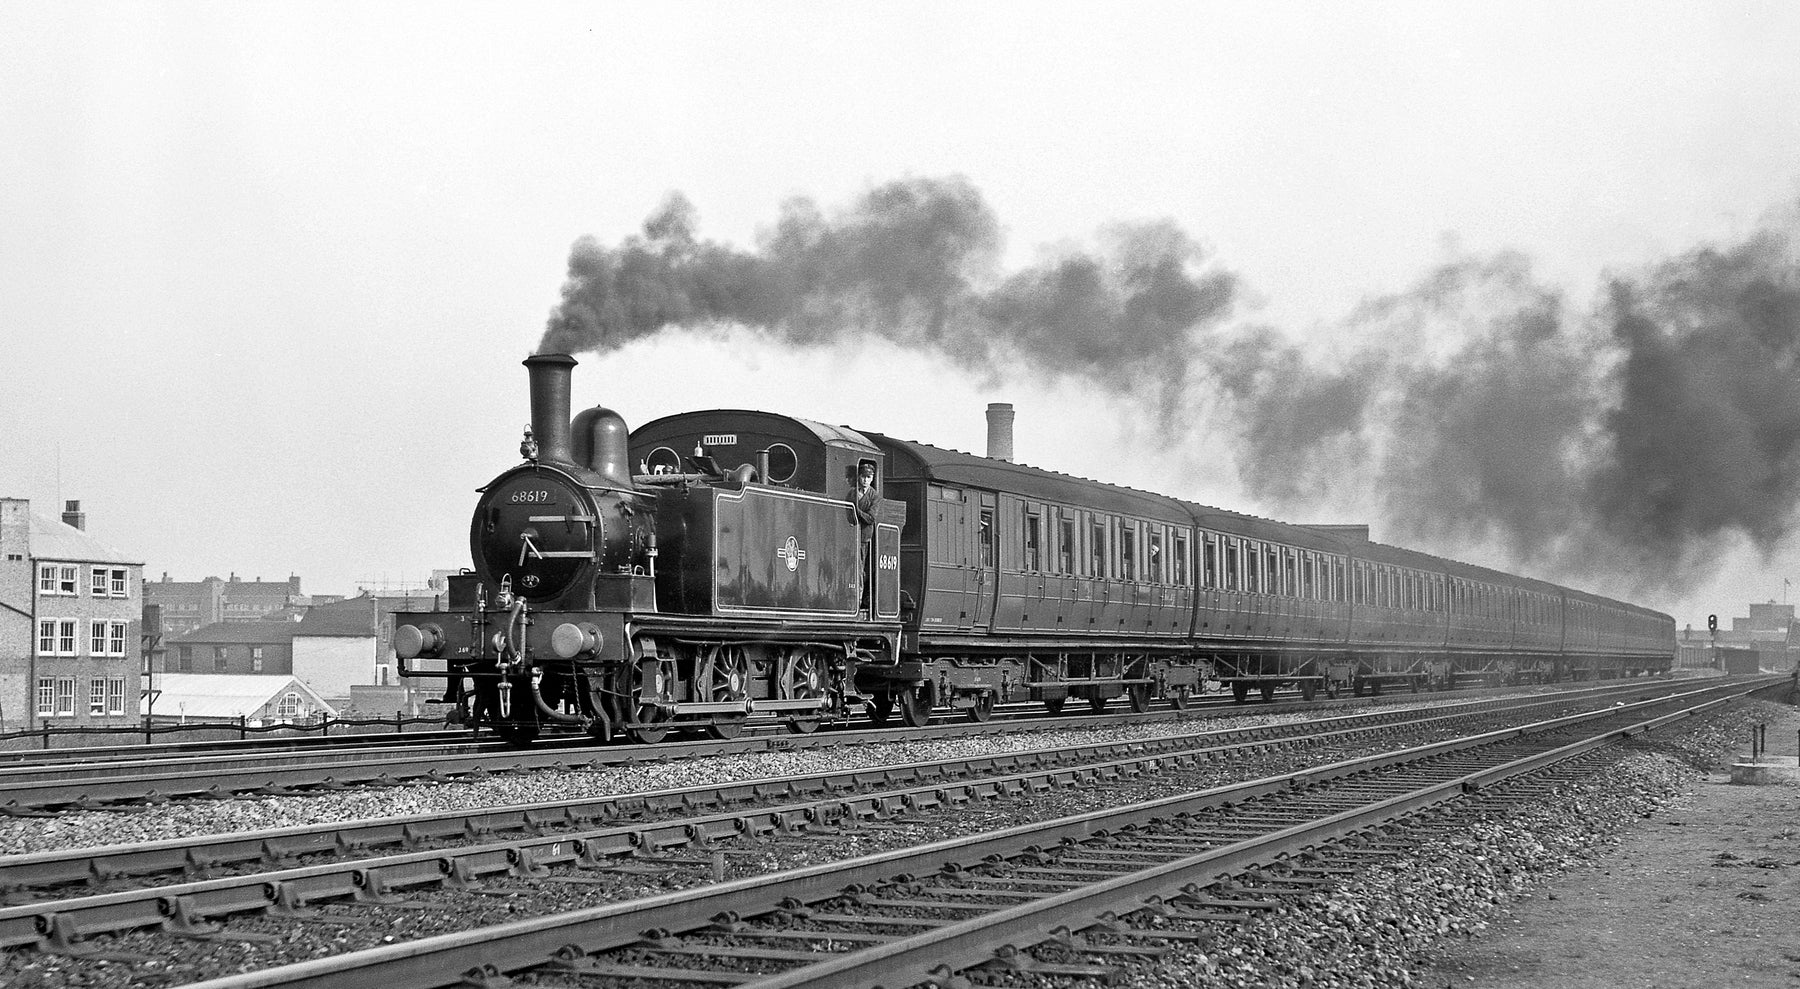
xmin=523 ymin=353 xmax=578 ymax=464
xmin=61 ymin=500 xmax=86 ymax=530
xmin=986 ymin=403 xmax=1015 ymax=462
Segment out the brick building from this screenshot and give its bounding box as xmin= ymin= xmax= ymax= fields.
xmin=166 ymin=619 xmax=300 ymax=676
xmin=143 ymin=573 xmax=330 ymax=638
xmin=1676 ymin=601 xmax=1800 ymax=672
xmin=291 ymin=593 xmax=438 ymax=713
xmin=0 ymin=499 xmax=143 ymax=731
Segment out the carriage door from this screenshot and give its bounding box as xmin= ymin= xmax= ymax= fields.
xmin=973 ymin=492 xmax=997 ymax=629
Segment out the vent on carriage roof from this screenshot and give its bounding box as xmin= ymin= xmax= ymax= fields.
xmin=986 ymin=403 xmax=1014 ymax=462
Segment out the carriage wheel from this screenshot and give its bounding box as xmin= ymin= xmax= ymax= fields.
xmin=1043 ymin=696 xmax=1067 ymax=716
xmin=965 ymin=691 xmax=995 ymax=723
xmin=1300 ymin=679 xmax=1317 ymax=701
xmin=898 ymin=684 xmax=933 ymax=727
xmin=779 ymin=647 xmax=829 ymax=734
xmin=1259 ymin=682 xmax=1276 ymax=703
xmin=620 ymin=659 xmax=674 ymax=744
xmin=704 ymin=645 xmax=750 ymax=740
xmin=1169 ymin=685 xmax=1193 ymax=711
xmin=867 ymin=691 xmax=895 ymax=727
xmin=1088 ymin=696 xmax=1108 ymax=714
xmin=1128 ymin=683 xmax=1151 ymax=714
xmin=1231 ymin=681 xmax=1250 ymax=704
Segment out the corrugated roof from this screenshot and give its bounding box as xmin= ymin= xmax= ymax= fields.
xmin=28 ymin=513 xmax=140 ymax=565
xmin=143 ymin=673 xmax=337 ymax=718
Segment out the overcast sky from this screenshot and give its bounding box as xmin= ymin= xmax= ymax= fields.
xmin=5 ymin=3 xmax=1799 ymax=629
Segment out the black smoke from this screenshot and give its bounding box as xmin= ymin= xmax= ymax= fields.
xmin=541 ymin=180 xmax=1800 ymax=599
xmin=541 ymin=177 xmax=1238 ymax=418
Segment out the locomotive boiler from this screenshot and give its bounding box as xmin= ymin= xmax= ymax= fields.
xmin=393 ymin=354 xmax=904 ymax=743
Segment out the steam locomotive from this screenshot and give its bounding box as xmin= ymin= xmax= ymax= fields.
xmin=392 ymin=354 xmax=1675 ymax=745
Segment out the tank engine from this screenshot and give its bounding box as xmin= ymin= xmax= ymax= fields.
xmin=394 ymin=354 xmax=903 ymax=743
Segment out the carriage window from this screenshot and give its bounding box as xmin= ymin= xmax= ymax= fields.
xmin=1223 ymin=539 xmax=1240 ymax=591
xmin=1025 ymin=510 xmax=1043 ymax=572
xmin=1283 ymin=551 xmax=1298 ymax=598
xmin=1090 ymin=519 xmax=1107 ymax=577
xmin=1058 ymin=515 xmax=1074 ymax=575
xmin=1202 ymin=535 xmax=1218 ymax=588
xmin=1244 ymin=541 xmax=1261 ymax=592
xmin=1266 ymin=546 xmax=1281 ymax=595
xmin=979 ymin=510 xmax=994 ymax=568
xmin=1173 ymin=532 xmax=1189 ymax=586
xmin=1120 ymin=524 xmax=1137 ymax=581
xmin=1148 ymin=530 xmax=1165 ymax=583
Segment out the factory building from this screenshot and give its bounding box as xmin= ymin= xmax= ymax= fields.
xmin=1676 ymin=601 xmax=1800 ymax=672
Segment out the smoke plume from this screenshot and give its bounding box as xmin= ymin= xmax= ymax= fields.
xmin=541 ymin=177 xmax=1238 ymax=418
xmin=542 ymin=180 xmax=1800 ymax=600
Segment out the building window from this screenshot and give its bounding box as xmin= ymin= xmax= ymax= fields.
xmin=36 ymin=678 xmax=53 ymax=716
xmin=91 ymin=567 xmax=108 ymax=596
xmin=92 ymin=621 xmax=107 ymax=656
xmin=252 ymin=655 xmax=264 ymax=673
xmin=106 ymin=678 xmax=125 ymax=715
xmin=110 ymin=622 xmax=126 ymax=656
xmin=58 ymin=620 xmax=76 ymax=655
xmin=213 ymin=647 xmax=228 ymax=673
xmin=53 ymin=678 xmax=74 ymax=716
xmin=59 ymin=565 xmax=77 ymax=595
xmin=89 ymin=678 xmax=107 ymax=716
xmin=39 ymin=565 xmax=57 ymax=595
xmin=39 ymin=620 xmax=56 ymax=655
xmin=178 ymin=646 xmax=193 ymax=672
xmin=277 ymin=692 xmax=301 ymax=718
xmin=111 ymin=569 xmax=127 ymax=597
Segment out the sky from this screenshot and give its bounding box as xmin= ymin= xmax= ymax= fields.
xmin=4 ymin=3 xmax=1800 ymax=631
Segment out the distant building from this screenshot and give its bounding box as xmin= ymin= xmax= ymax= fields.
xmin=291 ymin=593 xmax=438 ymax=712
xmin=143 ymin=573 xmax=337 ymax=638
xmin=0 ymin=499 xmax=144 ymax=732
xmin=1676 ymin=601 xmax=1800 ymax=672
xmin=144 ymin=673 xmax=336 ymax=726
xmin=165 ymin=619 xmax=300 ymax=676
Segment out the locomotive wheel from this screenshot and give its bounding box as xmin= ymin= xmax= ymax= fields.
xmin=965 ymin=691 xmax=995 ymax=723
xmin=620 ymin=659 xmax=674 ymax=745
xmin=898 ymin=685 xmax=932 ymax=727
xmin=488 ymin=674 xmax=541 ymax=747
xmin=1043 ymin=697 xmax=1067 ymax=716
xmin=1259 ymin=682 xmax=1276 ymax=703
xmin=867 ymin=691 xmax=895 ymax=727
xmin=1127 ymin=683 xmax=1151 ymax=714
xmin=1231 ymin=681 xmax=1249 ymax=704
xmin=1168 ymin=686 xmax=1193 ymax=711
xmin=779 ymin=648 xmax=829 ymax=735
xmin=704 ymin=645 xmax=750 ymax=741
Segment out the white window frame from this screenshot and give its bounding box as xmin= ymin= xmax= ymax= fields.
xmin=53 ymin=677 xmax=74 ymax=716
xmin=38 ymin=620 xmax=56 ymax=655
xmin=58 ymin=565 xmax=77 ymax=595
xmin=91 ymin=621 xmax=107 ymax=656
xmin=277 ymin=693 xmax=301 ymax=718
xmin=38 ymin=564 xmax=57 ymax=594
xmin=91 ymin=567 xmax=108 ymax=596
xmin=89 ymin=678 xmax=107 ymax=716
xmin=107 ymin=677 xmax=125 ymax=715
xmin=111 ymin=569 xmax=128 ymax=597
xmin=57 ymin=620 xmax=76 ymax=656
xmin=109 ymin=621 xmax=127 ymax=656
xmin=36 ymin=678 xmax=54 ymax=716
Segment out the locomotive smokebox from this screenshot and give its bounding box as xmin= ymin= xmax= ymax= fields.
xmin=986 ymin=402 xmax=1015 ymax=462
xmin=524 ymin=353 xmax=578 ymax=464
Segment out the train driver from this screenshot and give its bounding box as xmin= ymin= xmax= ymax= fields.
xmin=853 ymin=461 xmax=879 ymax=608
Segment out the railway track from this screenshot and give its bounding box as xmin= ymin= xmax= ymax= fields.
xmin=161 ymin=676 xmax=1778 ymax=989
xmin=0 ymin=676 xmax=1778 ymax=987
xmin=0 ymin=680 xmax=1678 ymax=815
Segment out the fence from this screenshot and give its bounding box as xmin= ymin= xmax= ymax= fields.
xmin=0 ymin=712 xmax=455 ymax=751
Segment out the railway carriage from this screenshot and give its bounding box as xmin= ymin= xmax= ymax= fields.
xmin=394 ymin=352 xmax=1675 ymax=747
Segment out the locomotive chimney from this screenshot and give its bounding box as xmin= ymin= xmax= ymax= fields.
xmin=985 ymin=403 xmax=1015 ymax=462
xmin=523 ymin=353 xmax=578 ymax=465
xmin=572 ymin=404 xmax=636 ymax=489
